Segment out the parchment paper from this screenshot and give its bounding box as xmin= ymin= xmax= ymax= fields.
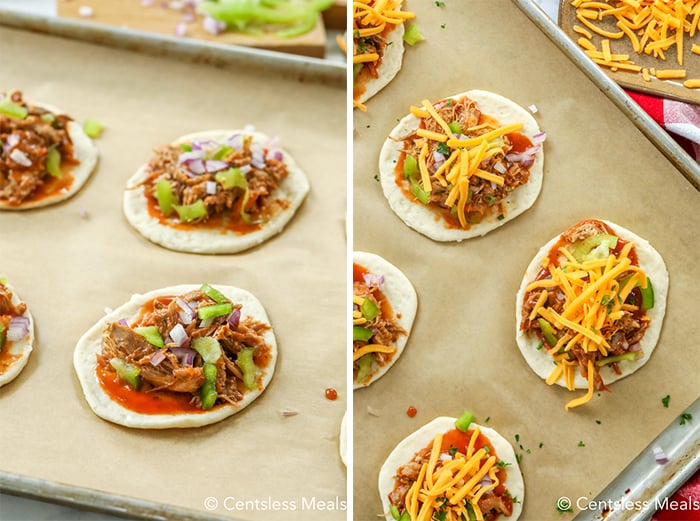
xmin=0 ymin=27 xmax=346 ymax=521
xmin=353 ymin=1 xmax=700 ymax=519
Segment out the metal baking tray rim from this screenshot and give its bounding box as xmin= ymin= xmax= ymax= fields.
xmin=0 ymin=10 xmax=346 ymax=88
xmin=513 ymin=0 xmax=700 ymax=192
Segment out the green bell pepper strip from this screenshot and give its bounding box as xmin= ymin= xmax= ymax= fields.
xmin=235 ymin=347 xmax=258 ymax=390
xmin=0 ymin=323 xmax=6 ymax=352
xmin=361 ymin=298 xmax=379 ymax=321
xmin=173 ymin=199 xmax=207 ymax=222
xmin=356 ymin=353 xmax=374 ymax=384
xmin=595 ymin=351 xmax=644 ymax=367
xmin=455 ymin=411 xmax=474 ymax=433
xmin=353 ymin=326 xmax=373 ymax=342
xmin=0 ymin=98 xmax=28 ymax=119
xmin=82 ymin=119 xmax=104 ymax=139
xmin=212 ymin=145 xmax=233 ymax=160
xmin=200 ymin=362 xmax=218 ymax=410
xmin=133 ymin=326 xmax=164 ymax=348
xmin=572 ymin=233 xmax=618 ymax=262
xmin=410 ymin=179 xmax=430 ymax=204
xmin=275 ymin=12 xmax=317 ymax=39
xmin=389 ymin=505 xmax=401 ymax=520
xmin=191 ymin=336 xmax=222 ymax=364
xmin=448 ymin=121 xmax=463 ymax=134
xmin=214 ymin=167 xmax=251 ymax=222
xmin=156 ymin=180 xmax=177 ymax=216
xmin=465 ymin=503 xmax=477 ymax=521
xmin=45 ymin=146 xmax=62 ymax=178
xmin=198 ymin=303 xmax=233 ymax=320
xmin=402 ymin=24 xmax=425 ymax=45
xmin=537 ymin=318 xmax=558 ymax=347
xmin=40 ymin=113 xmax=55 ymax=124
xmin=179 ymin=143 xmax=193 ymax=152
xmin=640 ymin=277 xmax=654 ymax=310
xmin=200 ymin=283 xmax=229 ymax=304
xmin=353 ymin=63 xmax=363 ymax=79
xmin=109 ymin=357 xmax=141 ymax=389
xmin=403 ymin=154 xmax=419 ymax=178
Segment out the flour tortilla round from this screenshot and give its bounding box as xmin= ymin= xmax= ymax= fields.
xmin=73 ymin=284 xmax=277 ymax=429
xmin=353 ymin=251 xmax=417 ymax=389
xmin=357 ymin=22 xmax=405 ymax=104
xmin=515 ymin=220 xmax=669 ymax=389
xmin=340 ymin=411 xmax=347 ymax=466
xmin=0 ymin=101 xmax=98 ymax=210
xmin=379 ymin=90 xmax=544 ymax=241
xmin=123 ymin=130 xmax=310 ymax=254
xmin=378 ymin=417 xmax=524 ymax=521
xmin=0 ymin=282 xmax=34 ymax=388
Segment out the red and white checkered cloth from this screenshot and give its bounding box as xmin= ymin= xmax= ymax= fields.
xmin=627 ymin=90 xmax=700 ymax=162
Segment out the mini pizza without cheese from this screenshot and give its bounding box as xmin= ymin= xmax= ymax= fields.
xmin=515 ymin=219 xmax=668 ymax=410
xmin=353 ymin=251 xmax=417 ymax=389
xmin=378 ymin=415 xmax=524 ymax=521
xmin=0 ymin=279 xmax=34 ymax=388
xmin=0 ymin=91 xmax=98 ymax=209
xmin=123 ymin=128 xmax=309 ymax=254
xmin=353 ymin=0 xmax=415 ymax=110
xmin=73 ymin=283 xmax=277 ymax=429
xmin=379 ymin=90 xmax=545 ymax=241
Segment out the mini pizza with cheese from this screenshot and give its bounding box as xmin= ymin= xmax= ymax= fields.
xmin=0 ymin=91 xmax=98 ymax=209
xmin=123 ymin=128 xmax=309 ymax=254
xmin=353 ymin=0 xmax=415 ymax=110
xmin=516 ymin=219 xmax=668 ymax=409
xmin=379 ymin=90 xmax=545 ymax=241
xmin=0 ymin=279 xmax=34 ymax=388
xmin=73 ymin=283 xmax=277 ymax=429
xmin=378 ymin=414 xmax=524 ymax=521
xmin=353 ymin=251 xmax=417 ymax=389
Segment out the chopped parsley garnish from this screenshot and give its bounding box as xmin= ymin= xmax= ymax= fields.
xmin=536 ymin=341 xmax=544 ymax=350
xmin=680 ymin=412 xmax=693 ymax=425
xmin=440 ymin=23 xmax=446 ymax=28
xmin=512 ymin=496 xmax=521 ymax=504
xmin=514 ymin=434 xmax=520 ymax=442
xmin=539 ymin=442 xmax=544 ymax=448
xmin=595 ymin=420 xmax=601 ymax=425
xmin=484 ymin=416 xmax=490 ymax=423
xmin=434 ymin=510 xmax=447 ymax=521
xmin=662 ymin=394 xmax=670 ymax=408
xmin=483 ymin=445 xmax=490 ymax=454
xmin=435 ymin=1 xmax=445 ymax=6
xmin=448 ymin=445 xmax=458 ymax=456
xmin=437 ymin=141 xmax=450 ymax=155
xmin=497 ymin=214 xmax=505 ymax=220
xmin=496 ymin=460 xmax=511 ymax=468
xmin=578 ymin=441 xmax=585 ymax=447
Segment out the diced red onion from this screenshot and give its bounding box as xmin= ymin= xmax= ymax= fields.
xmin=239 ymin=164 xmax=252 ymax=174
xmin=10 ymin=149 xmax=31 ymax=167
xmin=191 ymin=139 xmax=219 ymax=151
xmin=171 ymin=346 xmax=196 ymax=366
xmin=186 ymin=159 xmax=206 ymax=175
xmin=280 ymin=409 xmax=299 ymax=417
xmin=432 ymin=150 xmax=446 ymax=163
xmin=653 ymin=446 xmax=668 ymax=464
xmin=493 ymin=161 xmax=507 ymax=174
xmin=7 ymin=316 xmax=30 ymax=341
xmin=178 ymin=150 xmax=204 ymax=163
xmin=205 ymin=159 xmax=228 ymax=173
xmin=363 ymin=273 xmax=384 ymax=288
xmin=532 ymin=132 xmax=547 ymax=145
xmin=149 ymin=350 xmax=167 ymax=367
xmin=6 ymin=133 xmax=19 ymax=148
xmin=78 ymin=6 xmax=94 ymax=17
xmin=226 ymin=134 xmax=243 ymax=151
xmin=174 ymin=22 xmax=187 ymax=36
xmin=181 ymin=11 xmax=195 ymax=23
xmin=479 ymin=477 xmax=494 ymax=489
xmin=251 ymin=158 xmax=266 ymax=170
xmin=169 ymin=323 xmax=188 ymax=347
xmin=205 ymin=180 xmax=217 ymax=194
xmin=118 ymin=318 xmax=129 ymax=326
xmin=266 ymin=149 xmax=284 ymax=162
xmin=227 ymin=308 xmax=241 ymax=329
xmin=528 ymin=104 xmax=539 ymax=114
xmin=202 ymin=15 xmax=225 ymax=35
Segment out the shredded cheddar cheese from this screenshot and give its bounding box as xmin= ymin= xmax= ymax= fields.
xmin=353 ymin=0 xmax=415 ymax=65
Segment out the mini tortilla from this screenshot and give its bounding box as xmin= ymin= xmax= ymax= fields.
xmin=339 ymin=411 xmax=347 ymax=466
xmin=0 ymin=101 xmax=98 ymax=210
xmin=355 ymin=22 xmax=405 ymax=105
xmin=73 ymin=284 xmax=277 ymax=429
xmin=515 ymin=219 xmax=668 ymax=389
xmin=353 ymin=251 xmax=417 ymax=389
xmin=123 ymin=130 xmax=310 ymax=254
xmin=0 ymin=282 xmax=34 ymax=388
xmin=379 ymin=90 xmax=544 ymax=241
xmin=378 ymin=417 xmax=524 ymax=521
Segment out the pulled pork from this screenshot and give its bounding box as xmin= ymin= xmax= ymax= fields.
xmin=0 ymin=91 xmax=76 ymax=205
xmin=143 ymin=132 xmax=288 ymax=227
xmin=99 ymin=287 xmax=272 ymax=408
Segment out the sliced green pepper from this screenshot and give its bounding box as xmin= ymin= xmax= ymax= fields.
xmin=82 ymin=119 xmax=104 ymax=138
xmin=640 ymin=277 xmax=654 ymax=310
xmin=109 ymin=357 xmax=141 ymax=389
xmin=40 ymin=113 xmax=55 ymax=124
xmin=410 ymin=179 xmax=430 ymax=204
xmin=402 ymin=24 xmax=425 ymax=45
xmin=236 ymin=347 xmax=258 ymax=390
xmin=214 ymin=167 xmax=250 ymax=222
xmin=200 ymin=283 xmax=229 ymax=304
xmin=179 ymin=143 xmax=193 ymax=152
xmin=537 ymin=318 xmax=558 ymax=347
xmin=361 ymin=298 xmax=379 ymax=321
xmin=212 ymin=145 xmax=233 ymax=160
xmin=0 ymin=98 xmax=28 ymax=119
xmin=595 ymin=351 xmax=644 ymax=367
xmin=448 ymin=121 xmax=463 ymax=134
xmin=356 ymin=353 xmax=374 ymax=384
xmin=173 ymin=199 xmax=207 ymax=222
xmin=156 ymin=180 xmax=177 ymax=216
xmin=353 ymin=326 xmax=373 ymax=342
xmin=0 ymin=323 xmax=6 ymax=352
xmin=572 ymin=233 xmax=618 ymax=262
xmin=455 ymin=411 xmax=474 ymax=433
xmin=198 ymin=303 xmax=233 ymax=320
xmin=465 ymin=503 xmax=477 ymax=521
xmin=200 ymin=362 xmax=218 ymax=410
xmin=191 ymin=336 xmax=222 ymax=363
xmin=45 ymin=146 xmax=62 ymax=177
xmin=133 ymin=326 xmax=164 ymax=348
xmin=353 ymin=63 xmax=363 ymax=79
xmin=389 ymin=505 xmax=401 ymax=521
xmin=403 ymin=154 xmax=419 ymax=178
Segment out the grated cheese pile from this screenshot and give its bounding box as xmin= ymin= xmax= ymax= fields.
xmin=403 ymin=427 xmax=501 ymax=521
xmin=409 ymin=99 xmax=524 ymax=229
xmin=571 ymin=0 xmax=700 ymax=88
xmin=352 ymin=293 xmax=396 ymax=362
xmin=526 ymin=239 xmax=648 ymax=409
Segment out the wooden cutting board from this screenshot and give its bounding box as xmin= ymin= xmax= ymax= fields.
xmin=58 ymin=0 xmax=337 ymax=58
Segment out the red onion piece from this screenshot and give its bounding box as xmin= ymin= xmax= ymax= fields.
xmin=10 ymin=149 xmax=31 ymax=167
xmin=174 ymin=22 xmax=187 ymax=36
xmin=202 ymin=15 xmax=225 ymax=35
xmin=227 ymin=308 xmax=241 ymax=329
xmin=175 ymin=297 xmax=196 ymax=324
xmin=187 ymin=159 xmax=206 ymax=175
xmin=205 ymin=160 xmax=228 ymax=173
xmin=532 ymin=132 xmax=547 ymax=145
xmin=433 ymin=150 xmax=446 ymax=163
xmin=239 ymin=164 xmax=252 ymax=174
xmin=280 ymin=409 xmax=299 ymax=417
xmin=178 ymin=150 xmax=204 ymax=163
xmin=7 ymin=316 xmax=30 ymax=341
xmin=493 ymin=161 xmax=507 ymax=174
xmin=6 ymin=133 xmax=19 ymax=148
xmin=169 ymin=323 xmax=188 ymax=347
xmin=171 ymin=346 xmax=196 ymax=366
xmin=653 ymin=446 xmax=668 ymax=464
xmin=363 ymin=273 xmax=384 ymax=289
xmin=150 ymin=350 xmax=167 ymax=367
xmin=205 ymin=181 xmax=217 ymax=194
xmin=226 ymin=134 xmax=243 ymax=151
xmin=118 ymin=318 xmax=129 ymax=326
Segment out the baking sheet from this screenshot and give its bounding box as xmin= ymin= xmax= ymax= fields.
xmin=352 ymin=1 xmax=700 ymax=519
xmin=0 ymin=25 xmax=346 ymax=521
xmin=558 ymin=0 xmax=700 ymax=106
